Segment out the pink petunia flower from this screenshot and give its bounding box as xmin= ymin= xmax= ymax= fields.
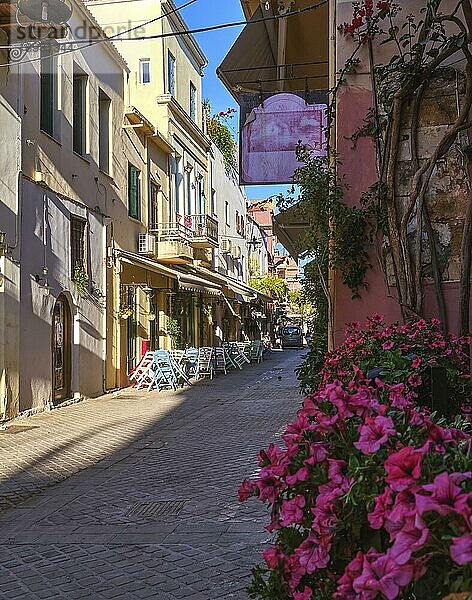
xmin=415 ymin=471 xmax=470 ymax=517
xmin=353 ymin=550 xmax=415 ymax=600
xmin=280 ymin=495 xmax=306 ymax=527
xmin=354 ymin=415 xmax=396 ymax=454
xmin=262 ymin=546 xmax=280 ymax=569
xmin=238 ymin=479 xmax=256 ymax=502
xmin=450 ymin=533 xmax=472 ymax=565
xmin=295 ymin=531 xmax=332 ymax=574
xmin=335 ymin=550 xmax=365 ymax=599
xmin=293 ymin=586 xmax=312 ymax=600
xmin=368 ymin=488 xmax=393 ymax=529
xmin=389 ymin=521 xmax=429 ymax=565
xmin=407 ymin=374 xmax=422 ymax=388
xmin=384 ymin=446 xmax=422 ymax=491
xmin=286 ymin=466 xmax=310 ymax=486
xmin=382 ymin=340 xmax=395 ymax=350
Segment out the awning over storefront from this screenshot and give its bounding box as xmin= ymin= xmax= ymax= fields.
xmin=273 ymin=204 xmax=311 ymax=261
xmin=217 ymin=7 xmax=278 ymax=98
xmin=217 ymin=1 xmax=329 ymax=100
xmin=117 ymin=251 xmax=221 ymax=295
xmin=176 ymin=271 xmax=222 ymax=295
xmin=118 ymin=250 xmax=180 ymax=285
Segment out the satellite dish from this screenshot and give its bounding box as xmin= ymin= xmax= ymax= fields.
xmin=17 ymin=0 xmax=72 ymax=24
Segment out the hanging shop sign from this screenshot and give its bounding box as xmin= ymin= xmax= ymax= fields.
xmin=239 ymin=91 xmax=327 ymax=185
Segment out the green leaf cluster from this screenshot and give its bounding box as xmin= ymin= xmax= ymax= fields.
xmin=250 ymin=274 xmax=288 ymax=302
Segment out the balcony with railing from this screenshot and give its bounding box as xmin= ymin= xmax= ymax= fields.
xmin=150 ymin=221 xmax=194 ymax=264
xmin=185 ymin=214 xmax=219 ymax=248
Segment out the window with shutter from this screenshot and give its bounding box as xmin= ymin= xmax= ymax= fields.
xmin=128 ymin=163 xmax=140 ymax=220
xmin=73 ymin=74 xmax=87 ymax=155
xmin=40 ymin=47 xmax=55 ymax=136
xmin=190 ymin=82 xmax=196 ymax=122
xmin=70 ymin=217 xmax=87 ymax=277
xmin=167 ymin=51 xmax=176 ymax=96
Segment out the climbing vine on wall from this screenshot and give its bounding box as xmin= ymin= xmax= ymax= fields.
xmin=340 ymin=0 xmax=472 ymax=337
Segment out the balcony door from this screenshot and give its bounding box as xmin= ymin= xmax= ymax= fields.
xmin=52 ymin=294 xmax=72 ymax=403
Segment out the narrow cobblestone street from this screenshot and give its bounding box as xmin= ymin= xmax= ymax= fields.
xmin=0 ymin=351 xmax=303 ymax=599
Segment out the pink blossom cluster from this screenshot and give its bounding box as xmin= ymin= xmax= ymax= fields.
xmin=342 ymin=0 xmax=396 ymax=36
xmin=320 ymin=314 xmax=470 ymax=397
xmin=240 ymin=318 xmax=471 ymax=599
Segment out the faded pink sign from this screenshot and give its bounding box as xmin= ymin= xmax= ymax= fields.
xmin=240 ymin=93 xmax=327 ymax=185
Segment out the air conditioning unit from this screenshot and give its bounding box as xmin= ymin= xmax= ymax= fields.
xmin=138 ymin=233 xmax=155 ymax=256
xmin=220 ymin=239 xmax=232 ymax=254
xmin=232 ymin=245 xmax=241 ymax=259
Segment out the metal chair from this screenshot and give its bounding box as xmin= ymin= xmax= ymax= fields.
xmin=150 ymin=350 xmax=178 ymax=392
xmin=224 ymin=342 xmax=248 ymax=370
xmin=249 ymin=340 xmax=264 ymax=363
xmin=213 ymin=347 xmax=227 ymax=375
xmin=195 ymin=347 xmax=214 ymax=380
xmin=169 ymin=349 xmax=192 ymax=386
xmin=129 ymin=351 xmax=154 ymax=384
xmin=185 ymin=347 xmax=199 ymax=378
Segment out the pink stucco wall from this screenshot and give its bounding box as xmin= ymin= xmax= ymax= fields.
xmin=334 ymin=85 xmax=469 ymax=343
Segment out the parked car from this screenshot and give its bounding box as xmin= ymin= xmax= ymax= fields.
xmin=281 ymin=325 xmax=303 ymax=349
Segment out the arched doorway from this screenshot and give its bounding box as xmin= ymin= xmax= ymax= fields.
xmin=52 ymin=294 xmax=72 ymax=403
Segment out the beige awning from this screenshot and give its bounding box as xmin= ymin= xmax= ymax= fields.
xmin=118 ymin=250 xmax=180 ymax=282
xmin=273 ymin=204 xmax=311 ymax=261
xmin=176 ymin=271 xmax=222 ymax=295
xmin=217 ymin=6 xmax=278 ymax=98
xmin=217 ymin=1 xmax=329 ymax=100
xmin=117 ymin=251 xmax=221 ymax=295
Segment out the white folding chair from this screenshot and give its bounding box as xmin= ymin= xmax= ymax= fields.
xmin=249 ymin=340 xmax=264 ymax=364
xmin=195 ymin=347 xmax=214 ymax=380
xmin=129 ymin=351 xmax=154 ymax=384
xmin=213 ymin=347 xmax=227 ymax=375
xmin=169 ymin=350 xmax=192 ymax=386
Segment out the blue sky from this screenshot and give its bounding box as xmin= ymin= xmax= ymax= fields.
xmin=183 ymin=0 xmax=287 ymax=201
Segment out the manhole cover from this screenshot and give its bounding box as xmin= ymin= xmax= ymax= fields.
xmin=125 ymin=500 xmax=187 ymax=518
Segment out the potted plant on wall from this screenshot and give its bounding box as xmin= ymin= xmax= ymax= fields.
xmin=118 ymin=306 xmax=133 ymax=320
xmin=72 ymin=262 xmax=89 ymax=295
xmin=165 ymin=317 xmax=181 ymax=349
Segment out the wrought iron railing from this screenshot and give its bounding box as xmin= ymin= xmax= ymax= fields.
xmin=186 ymin=214 xmax=218 ymax=244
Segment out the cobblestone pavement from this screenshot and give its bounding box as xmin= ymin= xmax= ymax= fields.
xmin=0 ymin=350 xmax=304 ymax=599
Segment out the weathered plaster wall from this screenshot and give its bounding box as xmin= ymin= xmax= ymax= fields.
xmin=0 ymin=88 xmax=21 ymax=420
xmin=334 ymin=0 xmax=471 ymax=341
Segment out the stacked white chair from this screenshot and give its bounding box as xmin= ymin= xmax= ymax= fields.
xmin=195 ymin=347 xmax=214 ymax=380
xmin=213 ymin=347 xmax=227 ymax=375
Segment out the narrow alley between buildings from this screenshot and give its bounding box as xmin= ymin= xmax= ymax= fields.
xmin=0 ymin=350 xmax=303 ymax=600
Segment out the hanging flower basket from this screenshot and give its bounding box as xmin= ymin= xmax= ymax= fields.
xmin=147 ymin=312 xmax=156 ymax=321
xmin=118 ymin=307 xmax=133 ymax=320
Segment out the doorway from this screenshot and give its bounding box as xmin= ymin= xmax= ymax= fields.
xmin=52 ymin=294 xmax=72 ymax=403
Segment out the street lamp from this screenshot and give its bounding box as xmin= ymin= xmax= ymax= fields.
xmin=17 ymin=0 xmax=72 ymax=24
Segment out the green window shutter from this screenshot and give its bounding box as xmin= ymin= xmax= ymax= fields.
xmin=73 ymin=78 xmax=84 ymax=155
xmin=128 ymin=163 xmax=139 ymax=219
xmin=40 ymin=52 xmax=54 ymax=135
